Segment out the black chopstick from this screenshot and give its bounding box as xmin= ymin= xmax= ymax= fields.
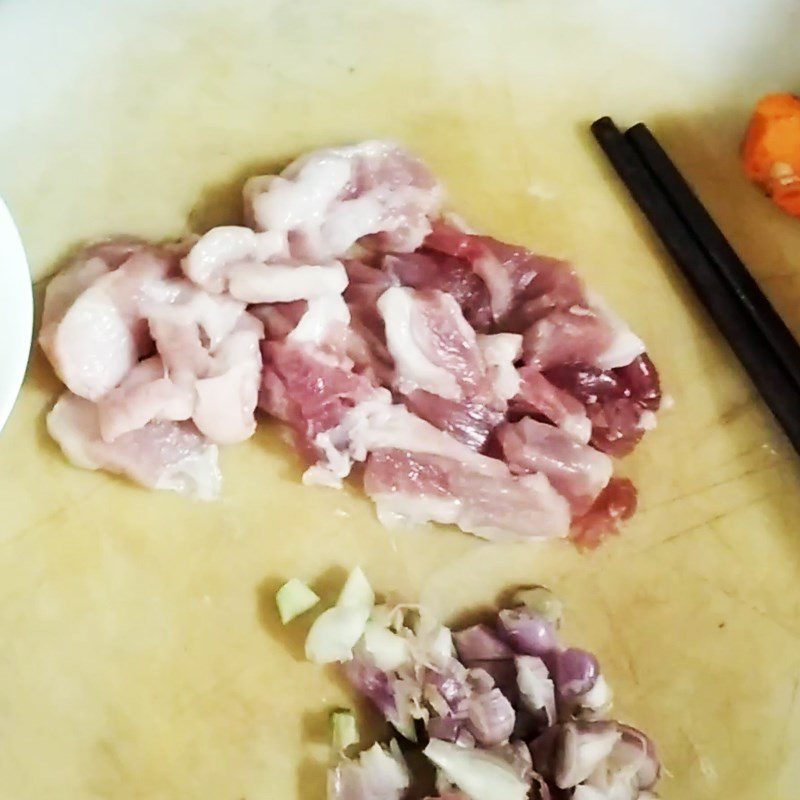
xmin=590 ymin=116 xmax=800 ymax=454
xmin=625 ymin=122 xmax=800 ymax=388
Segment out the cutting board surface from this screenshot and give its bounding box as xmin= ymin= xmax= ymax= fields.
xmin=1 ymin=1 xmax=800 ymax=798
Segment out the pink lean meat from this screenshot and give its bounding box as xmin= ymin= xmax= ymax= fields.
xmin=40 ymin=140 xmax=661 ymax=543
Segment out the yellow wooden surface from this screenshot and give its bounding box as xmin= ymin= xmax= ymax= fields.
xmin=1 ymin=1 xmax=800 ymax=798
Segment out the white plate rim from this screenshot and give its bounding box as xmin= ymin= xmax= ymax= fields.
xmin=0 ymin=196 xmax=32 ymax=434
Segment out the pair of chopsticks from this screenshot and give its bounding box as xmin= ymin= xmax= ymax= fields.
xmin=591 ymin=116 xmax=800 ymax=454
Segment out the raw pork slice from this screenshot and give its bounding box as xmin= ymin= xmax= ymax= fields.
xmin=401 ymin=392 xmax=504 ymax=453
xmin=259 ymin=340 xmax=379 ymax=479
xmin=364 ymin=449 xmax=570 ymax=541
xmin=544 ymin=355 xmax=661 ymax=457
xmin=376 ymin=287 xmax=506 ymax=449
xmin=243 ymin=141 xmax=444 ymax=261
xmin=192 ymin=312 xmax=264 ymax=444
xmin=343 ymin=259 xmax=396 ymax=386
xmin=510 ymin=367 xmax=591 ymax=444
xmin=422 ymin=222 xmax=645 ymax=370
xmin=382 ymin=250 xmax=493 ymax=332
xmin=39 ymin=244 xmax=177 ymax=401
xmin=39 ymin=140 xmax=661 ymax=542
xmin=497 ymin=418 xmax=613 ymax=516
xmin=48 ymin=392 xmax=221 ymax=500
xmin=96 ymin=356 xmax=194 ymax=442
xmin=182 ymin=226 xmax=287 ymax=294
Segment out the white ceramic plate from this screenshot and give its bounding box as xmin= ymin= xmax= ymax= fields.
xmin=0 ymin=197 xmax=31 ymax=433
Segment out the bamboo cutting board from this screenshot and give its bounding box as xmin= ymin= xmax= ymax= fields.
xmin=1 ymin=1 xmax=800 ymax=798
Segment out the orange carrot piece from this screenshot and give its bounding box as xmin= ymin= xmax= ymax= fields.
xmin=741 ymin=92 xmax=800 ymax=218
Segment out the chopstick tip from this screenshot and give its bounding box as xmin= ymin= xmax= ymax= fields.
xmin=625 ymin=122 xmax=651 ymax=139
xmin=590 ymin=116 xmax=619 ymax=135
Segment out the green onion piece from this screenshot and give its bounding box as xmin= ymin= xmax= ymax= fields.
xmin=330 ymin=708 xmax=359 ymax=752
xmin=275 ymin=578 xmax=320 ymax=624
xmin=510 ymin=586 xmax=563 ymax=624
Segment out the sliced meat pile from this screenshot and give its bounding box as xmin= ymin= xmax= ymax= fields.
xmin=40 ymin=140 xmax=661 ymax=543
xmin=300 ymin=570 xmax=661 ymax=800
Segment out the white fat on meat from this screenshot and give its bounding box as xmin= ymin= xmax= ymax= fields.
xmin=193 ymin=313 xmax=264 ymax=444
xmin=182 ymin=225 xmax=287 ymax=293
xmin=97 ymin=309 xmax=262 ymax=448
xmin=301 ymin=388 xmax=394 ymax=488
xmin=227 ymin=261 xmax=348 ymax=304
xmin=47 ymin=392 xmax=221 ymax=500
xmin=474 ymin=250 xmax=515 ymax=320
xmin=244 ymin=140 xmax=444 ymax=261
xmin=374 ymin=495 xmax=462 ymax=529
xmin=149 ymin=318 xmax=214 ymax=380
xmin=144 ymin=281 xmax=246 ymax=348
xmin=41 ymin=256 xmax=111 ymax=329
xmin=40 ymin=272 xmax=126 ymax=401
xmin=288 ymin=294 xmax=350 ymax=346
xmin=144 ymin=281 xmax=247 ymax=384
xmin=586 ymin=291 xmax=645 ymax=370
xmin=39 ymin=246 xmax=175 ymax=401
xmin=347 ymin=399 xmax=505 ymax=475
xmin=477 ymin=333 xmax=523 ymax=401
xmin=96 ymin=356 xmax=193 ymax=442
xmin=242 ymin=175 xmax=276 ymax=229
xmin=377 ymin=286 xmax=462 ymax=401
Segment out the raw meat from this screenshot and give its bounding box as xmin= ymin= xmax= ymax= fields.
xmin=497 ymin=418 xmax=613 ymax=516
xmin=227 ymin=261 xmax=348 ymax=304
xmin=40 ymin=245 xmax=176 ymax=401
xmin=96 ymin=356 xmax=193 ymax=442
xmin=40 ymin=139 xmax=661 ymax=542
xmin=545 ymin=355 xmax=661 ymax=457
xmin=510 ymin=367 xmax=591 ymax=444
xmin=401 ymin=392 xmax=504 ymax=452
xmin=571 ymin=477 xmax=638 ymax=549
xmin=192 ymin=312 xmax=263 ymax=444
xmin=259 ymin=340 xmax=381 ymax=482
xmin=182 ymin=226 xmax=286 ymax=293
xmin=244 ymin=140 xmax=444 ymax=261
xmin=382 ymin=250 xmax=493 ymax=332
xmin=364 ymin=450 xmax=571 ymax=541
xmin=47 ymin=392 xmax=221 ymax=500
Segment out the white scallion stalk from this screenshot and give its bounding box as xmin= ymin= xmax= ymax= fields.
xmin=305 ymin=605 xmax=371 ymax=664
xmin=330 ymin=709 xmax=359 ymax=752
xmin=337 ymin=566 xmax=375 ymax=609
xmin=423 ymin=739 xmax=529 ymax=800
xmin=275 ymin=578 xmax=320 ymax=624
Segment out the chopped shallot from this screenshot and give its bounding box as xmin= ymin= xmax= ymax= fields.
xmin=302 ymin=571 xmax=661 ymax=800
